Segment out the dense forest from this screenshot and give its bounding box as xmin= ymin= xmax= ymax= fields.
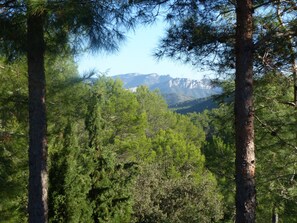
xmin=1 ymin=0 xmax=297 ymax=222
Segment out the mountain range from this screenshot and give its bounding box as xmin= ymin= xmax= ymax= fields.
xmin=111 ymin=73 xmax=221 ymax=105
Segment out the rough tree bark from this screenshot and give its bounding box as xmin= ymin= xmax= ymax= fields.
xmin=27 ymin=12 xmax=48 ymax=223
xmin=235 ymin=0 xmax=256 ymax=222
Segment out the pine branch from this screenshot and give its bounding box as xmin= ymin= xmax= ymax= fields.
xmin=253 ymin=0 xmax=279 ymax=11
xmin=255 ymin=115 xmax=297 ymax=152
xmin=282 ymin=101 xmax=296 ymax=107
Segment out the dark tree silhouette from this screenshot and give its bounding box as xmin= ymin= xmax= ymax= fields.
xmin=234 ymin=0 xmax=256 ymax=222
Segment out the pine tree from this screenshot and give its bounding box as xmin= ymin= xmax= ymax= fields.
xmin=234 ymin=1 xmax=255 ymax=222
xmin=1 ymin=1 xmax=158 ymax=221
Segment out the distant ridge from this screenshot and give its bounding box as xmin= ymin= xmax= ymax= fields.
xmin=170 ymin=97 xmax=219 ymax=114
xmin=111 ymin=73 xmax=221 ymax=105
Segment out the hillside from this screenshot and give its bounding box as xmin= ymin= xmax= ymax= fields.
xmin=169 ymin=97 xmax=219 ymax=114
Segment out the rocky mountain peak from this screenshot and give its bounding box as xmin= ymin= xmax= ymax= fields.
xmin=111 ymin=73 xmax=221 ymax=105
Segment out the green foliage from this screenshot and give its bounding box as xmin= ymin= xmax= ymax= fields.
xmin=151 ymin=129 xmax=205 ymax=178
xmin=85 ymin=82 xmax=136 ymax=223
xmin=130 ymin=86 xmax=223 ymax=222
xmin=1 ymin=56 xmax=223 ymax=222
xmin=0 ymin=58 xmax=28 ymax=222
xmin=135 ymin=86 xmax=173 ymax=137
xmin=49 ymin=122 xmax=93 ymax=223
xmin=47 ymin=76 xmax=223 ymax=222
xmin=0 ymin=54 xmax=90 ymax=222
xmin=254 ymin=73 xmax=297 ymax=222
xmin=188 ymin=103 xmax=236 ymax=222
xmin=170 ymin=96 xmax=219 ymax=114
xmin=194 ymin=74 xmax=297 ymax=222
xmin=7 ymin=52 xmax=297 ymax=223
xmin=1 ymin=1 xmax=230 ymax=222
xmin=155 ymin=0 xmax=235 ymax=74
xmin=203 ymin=135 xmax=235 ymax=222
xmin=1 ymin=0 xmax=159 ymax=60
xmin=132 ymin=164 xmax=223 ymax=223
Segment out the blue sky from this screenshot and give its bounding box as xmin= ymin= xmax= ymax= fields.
xmin=77 ymin=21 xmax=212 ymax=80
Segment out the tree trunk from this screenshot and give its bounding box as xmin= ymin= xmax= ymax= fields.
xmin=272 ymin=206 xmax=279 ymax=223
xmin=235 ymin=1 xmax=256 ymax=223
xmin=27 ymin=12 xmax=48 ymax=223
